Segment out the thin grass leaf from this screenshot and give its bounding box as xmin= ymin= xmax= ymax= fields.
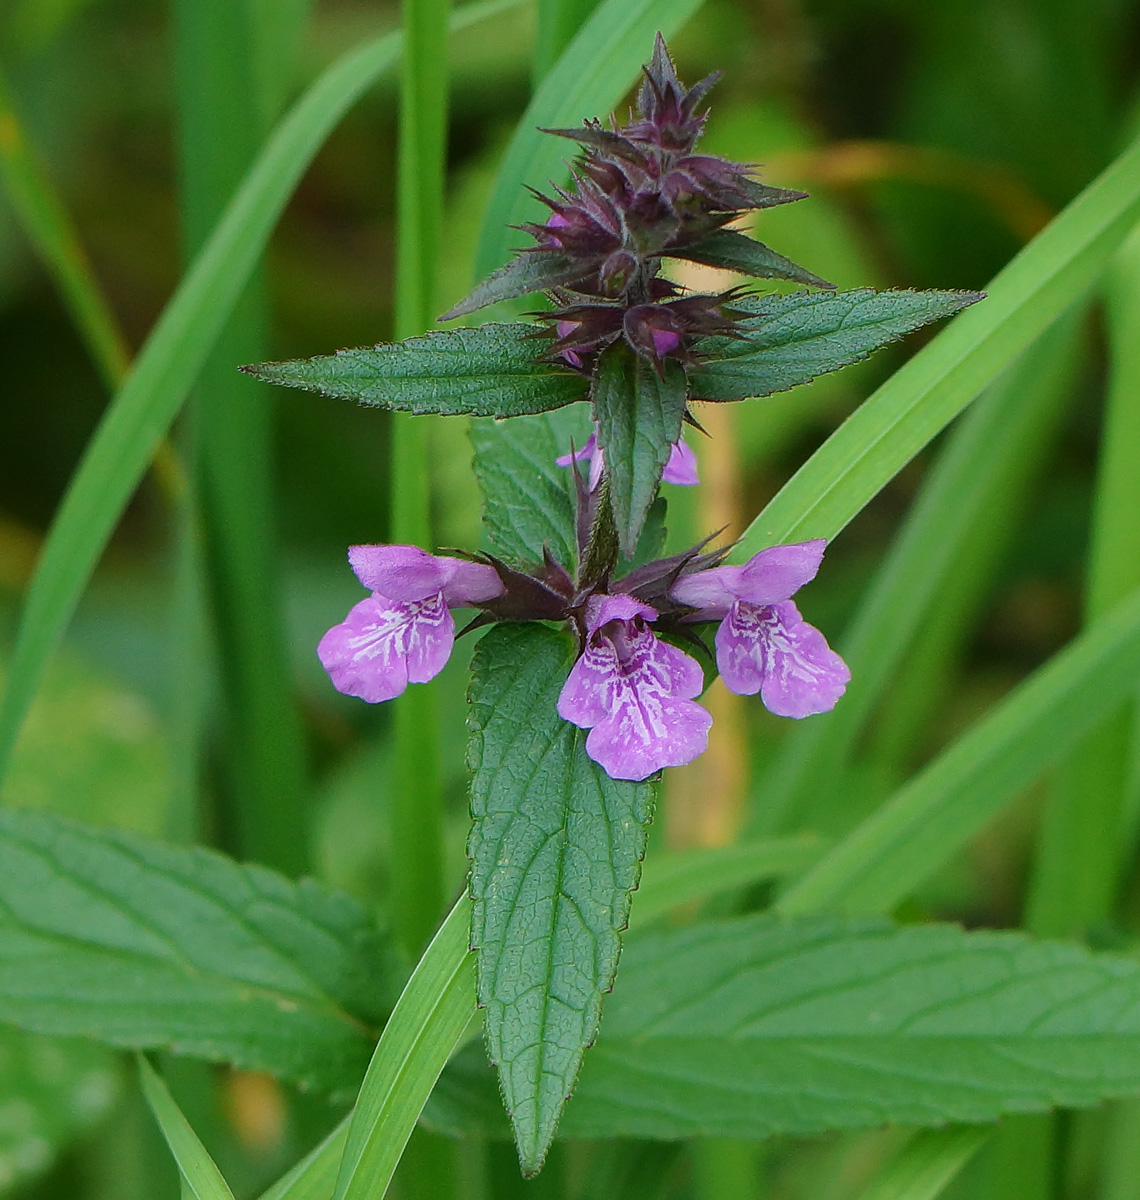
xmin=630 ymin=835 xmax=826 ymax=929
xmin=851 ymin=1127 xmax=989 ymax=1200
xmin=1026 ymin=226 xmax=1140 ymax=939
xmin=332 ymin=896 xmax=477 ymax=1200
xmin=776 ymin=586 xmax=1140 ymax=918
xmin=734 ymin=132 xmax=1140 ymax=559
xmin=0 ymin=0 xmax=524 ymax=783
xmin=257 ymin=1116 xmax=350 ymax=1200
xmin=138 ymin=1056 xmax=235 ymax=1200
xmin=473 ymin=0 xmax=707 ymax=279
xmin=756 ymin=312 xmax=1086 ymax=835
xmin=0 ymin=65 xmax=131 ymax=390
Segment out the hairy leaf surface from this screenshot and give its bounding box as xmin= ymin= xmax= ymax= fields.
xmin=563 ymin=915 xmax=1140 ymax=1137
xmin=442 ymin=252 xmax=587 ymax=320
xmin=689 ymin=289 xmax=981 ymax=403
xmin=470 ymin=408 xmax=586 ymax=568
xmin=244 ymin=324 xmax=585 ymax=417
xmin=0 ymin=809 xmax=395 ymax=1093
xmin=467 ymin=623 xmax=656 ymax=1173
xmin=592 ymin=343 xmax=688 ymax=559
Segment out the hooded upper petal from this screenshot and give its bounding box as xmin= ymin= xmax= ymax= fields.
xmin=347 ymin=544 xmax=501 ymax=606
xmin=670 ymin=539 xmax=827 ymax=616
xmin=662 ymin=438 xmax=700 ymax=486
xmin=716 ymin=599 xmax=849 ymax=717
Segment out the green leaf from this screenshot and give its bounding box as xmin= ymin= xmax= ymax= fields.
xmin=0 ymin=0 xmax=526 ymax=786
xmin=245 ymin=323 xmax=585 ymax=417
xmin=467 ymin=623 xmax=657 ymax=1174
xmin=689 ymin=289 xmax=980 ymax=404
xmin=333 ymin=896 xmax=476 ymax=1200
xmin=0 ymin=1028 xmax=119 ymax=1193
xmin=442 ymin=252 xmax=587 ymax=320
xmin=670 ymin=228 xmax=832 ymax=288
xmin=0 ymin=808 xmax=395 ymax=1093
xmin=561 ymin=914 xmax=1140 ymax=1138
xmin=138 ymin=1056 xmax=235 ymax=1200
xmin=470 ymin=407 xmax=586 ymax=568
xmin=593 ymin=342 xmax=688 ymax=559
xmin=474 ymin=0 xmax=706 ymax=278
xmin=736 ymin=132 xmax=1140 ymax=557
xmin=775 ymin=585 xmax=1140 ymax=919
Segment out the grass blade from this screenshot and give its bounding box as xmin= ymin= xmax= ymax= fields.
xmin=138 ymin=1056 xmax=235 ymax=1200
xmin=852 ymin=1127 xmax=989 ymax=1200
xmin=332 ymin=896 xmax=477 ymax=1200
xmin=629 ymin=835 xmax=826 ymax=928
xmin=757 ymin=312 xmax=1086 ymax=834
xmin=0 ymin=0 xmax=523 ymax=784
xmin=257 ymin=1116 xmax=350 ymax=1200
xmin=0 ymin=65 xmax=130 ymax=390
xmin=735 ymin=132 xmax=1140 ymax=559
xmin=473 ymin=0 xmax=706 ymax=278
xmin=776 ymin=585 xmax=1140 ymax=917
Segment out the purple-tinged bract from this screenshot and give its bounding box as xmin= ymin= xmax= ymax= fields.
xmin=557 ymin=594 xmax=712 ymax=781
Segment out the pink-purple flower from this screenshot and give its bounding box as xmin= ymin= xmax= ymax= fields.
xmin=556 ymin=429 xmax=699 ymax=490
xmin=670 ymin=539 xmax=850 ymax=718
xmin=557 ymin=594 xmax=711 ymax=781
xmin=318 ymin=545 xmax=503 ymax=703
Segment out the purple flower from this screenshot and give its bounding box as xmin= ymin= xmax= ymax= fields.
xmin=556 ymin=428 xmax=699 ymax=489
xmin=557 ymin=594 xmax=712 ymax=781
xmin=318 ymin=545 xmax=503 ymax=703
xmin=670 ymin=540 xmax=850 ymax=718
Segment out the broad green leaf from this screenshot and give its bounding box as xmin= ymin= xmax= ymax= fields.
xmin=467 ymin=623 xmax=657 ymax=1174
xmin=670 ymin=228 xmax=832 ymax=288
xmin=853 ymin=1127 xmax=989 ymax=1200
xmin=737 ymin=132 xmax=1140 ymax=557
xmin=593 ymin=343 xmax=688 ymax=559
xmin=689 ymin=289 xmax=979 ymax=404
xmin=776 ymin=586 xmax=1140 ymax=919
xmin=333 ymin=896 xmax=476 ymax=1200
xmin=0 ymin=1028 xmax=119 ymax=1194
xmin=0 ymin=0 xmax=525 ymax=785
xmin=138 ymin=1056 xmax=235 ymax=1200
xmin=560 ymin=914 xmax=1140 ymax=1138
xmin=245 ymin=323 xmax=585 ymax=417
xmin=0 ymin=808 xmax=395 ymax=1093
xmin=442 ymin=252 xmax=586 ymax=320
xmin=474 ymin=0 xmax=706 ymax=278
xmin=470 ymin=407 xmax=586 ymax=567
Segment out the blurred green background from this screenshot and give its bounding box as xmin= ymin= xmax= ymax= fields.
xmin=2 ymin=0 xmax=1140 ymax=1195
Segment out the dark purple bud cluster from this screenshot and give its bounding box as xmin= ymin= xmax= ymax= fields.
xmin=444 ymin=33 xmax=815 ymax=375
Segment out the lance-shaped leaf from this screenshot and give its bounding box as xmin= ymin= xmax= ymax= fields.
xmin=669 ymin=228 xmax=832 ymax=288
xmin=470 ymin=408 xmax=586 ymax=568
xmin=441 ymin=252 xmax=589 ymax=320
xmin=558 ymin=914 xmax=1140 ymax=1138
xmin=592 ymin=342 xmax=688 ymax=559
xmin=0 ymin=808 xmax=396 ymax=1095
xmin=467 ymin=623 xmax=656 ymax=1174
xmin=689 ymin=289 xmax=982 ymax=403
xmin=244 ymin=323 xmax=586 ymax=417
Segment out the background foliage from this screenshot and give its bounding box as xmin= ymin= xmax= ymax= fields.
xmin=2 ymin=0 xmax=1140 ymax=1197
